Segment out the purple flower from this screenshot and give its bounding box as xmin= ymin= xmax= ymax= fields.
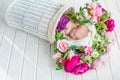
xmin=56 ymin=16 xmax=70 ymax=32
xmin=71 ymin=62 xmax=90 ymax=75
xmin=105 ymin=18 xmax=115 ymax=32
xmin=61 ymin=55 xmax=81 ymax=72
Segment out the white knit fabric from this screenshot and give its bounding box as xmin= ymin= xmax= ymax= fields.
xmin=6 ymin=0 xmax=61 ymax=41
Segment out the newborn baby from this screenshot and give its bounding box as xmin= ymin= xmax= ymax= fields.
xmin=69 ymin=25 xmax=89 ymax=40
xmin=57 ymin=16 xmax=96 ymax=47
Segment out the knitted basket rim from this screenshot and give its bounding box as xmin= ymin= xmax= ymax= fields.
xmin=48 ymin=4 xmax=75 ymax=43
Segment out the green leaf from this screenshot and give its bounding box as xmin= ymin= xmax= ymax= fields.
xmin=91 ymin=0 xmax=98 ymax=3
xmin=96 ymin=22 xmax=107 ymax=34
xmin=62 ymin=52 xmax=69 ymax=60
xmin=53 ymin=45 xmax=58 ymax=53
xmin=70 ymin=45 xmax=78 ymax=49
xmin=55 ymin=31 xmax=63 ymax=41
xmin=79 ymin=7 xmax=84 ymax=15
xmin=56 ymin=61 xmax=63 ymax=70
xmin=100 ymin=11 xmax=111 ymax=23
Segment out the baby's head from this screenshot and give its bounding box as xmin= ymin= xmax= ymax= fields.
xmin=56 ymin=15 xmax=77 ymax=36
xmin=56 ymin=15 xmax=89 ymax=40
xmin=69 ymin=25 xmax=89 ymax=40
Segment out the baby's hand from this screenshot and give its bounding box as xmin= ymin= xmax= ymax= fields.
xmin=69 ymin=25 xmax=89 ymax=40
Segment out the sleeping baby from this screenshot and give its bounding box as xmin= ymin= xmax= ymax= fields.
xmin=56 ymin=16 xmax=97 ymax=47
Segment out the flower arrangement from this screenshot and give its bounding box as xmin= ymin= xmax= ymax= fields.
xmin=52 ymin=1 xmax=115 ymax=75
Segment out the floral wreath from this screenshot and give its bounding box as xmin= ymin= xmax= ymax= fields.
xmin=52 ymin=1 xmax=115 ymax=75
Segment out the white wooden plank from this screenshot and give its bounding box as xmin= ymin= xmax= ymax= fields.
xmin=6 ymin=30 xmax=27 ymax=80
xmin=82 ymin=69 xmax=97 ymax=80
xmin=0 ymin=23 xmax=16 ymax=80
xmin=107 ymin=32 xmax=120 ymax=80
xmin=21 ymin=35 xmax=38 ymax=80
xmin=115 ymin=0 xmax=120 ymax=14
xmin=74 ymin=0 xmax=85 ymax=12
xmin=36 ymin=39 xmax=51 ymax=80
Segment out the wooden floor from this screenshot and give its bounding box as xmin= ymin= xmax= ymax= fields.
xmin=0 ymin=0 xmax=120 ymax=80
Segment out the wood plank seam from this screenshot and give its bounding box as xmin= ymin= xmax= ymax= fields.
xmin=18 ymin=33 xmax=28 ymax=80
xmin=33 ymin=38 xmax=39 ymax=80
xmin=50 ymin=45 xmax=53 ymax=80
xmin=95 ymin=68 xmax=98 ymax=80
xmin=0 ymin=21 xmax=5 ymax=48
xmin=5 ymin=29 xmax=17 ymax=80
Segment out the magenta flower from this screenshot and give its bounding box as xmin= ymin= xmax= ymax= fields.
xmin=71 ymin=62 xmax=90 ymax=75
xmin=61 ymin=55 xmax=81 ymax=72
xmin=98 ymin=5 xmax=106 ymax=12
xmin=84 ymin=46 xmax=92 ymax=56
xmin=105 ymin=18 xmax=115 ymax=32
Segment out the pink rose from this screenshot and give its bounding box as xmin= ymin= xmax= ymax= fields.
xmin=71 ymin=62 xmax=90 ymax=75
xmin=84 ymin=46 xmax=92 ymax=56
xmin=61 ymin=55 xmax=81 ymax=72
xmin=57 ymin=40 xmax=68 ymax=52
xmin=52 ymin=53 xmax=61 ymax=59
xmin=105 ymin=18 xmax=115 ymax=32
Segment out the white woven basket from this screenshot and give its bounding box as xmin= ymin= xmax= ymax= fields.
xmin=6 ymin=0 xmax=74 ymax=43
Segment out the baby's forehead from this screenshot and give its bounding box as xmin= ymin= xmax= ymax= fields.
xmin=76 ymin=25 xmax=87 ymax=29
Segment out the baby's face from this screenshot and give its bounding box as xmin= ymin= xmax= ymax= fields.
xmin=69 ymin=25 xmax=89 ymax=40
xmin=61 ymin=21 xmax=77 ymax=36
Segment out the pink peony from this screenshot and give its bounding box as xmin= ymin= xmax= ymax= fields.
xmin=57 ymin=40 xmax=68 ymax=52
xmin=95 ymin=6 xmax=102 ymax=17
xmin=105 ymin=18 xmax=115 ymax=32
xmin=61 ymin=55 xmax=81 ymax=72
xmin=91 ymin=6 xmax=102 ymax=18
xmin=71 ymin=62 xmax=90 ymax=75
xmin=84 ymin=46 xmax=92 ymax=56
xmin=52 ymin=53 xmax=61 ymax=59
